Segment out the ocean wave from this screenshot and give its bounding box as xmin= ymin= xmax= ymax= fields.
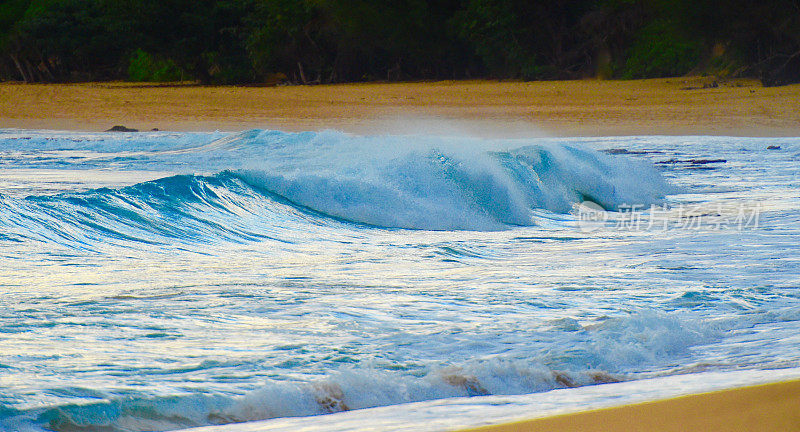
xmin=0 ymin=130 xmax=673 ymax=242
xmin=0 ymin=173 xmax=311 ymax=250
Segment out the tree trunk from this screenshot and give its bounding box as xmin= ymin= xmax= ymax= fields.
xmin=297 ymin=62 xmax=308 ymax=84
xmin=39 ymin=56 xmax=57 ymax=81
xmin=9 ymin=54 xmax=30 ymax=82
xmin=24 ymin=59 xmax=41 ymax=82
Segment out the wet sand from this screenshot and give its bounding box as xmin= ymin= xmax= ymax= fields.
xmin=460 ymin=379 xmax=800 ymax=432
xmin=1 ymin=78 xmax=800 ymax=136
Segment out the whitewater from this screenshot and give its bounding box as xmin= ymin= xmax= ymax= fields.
xmin=0 ymin=129 xmax=798 ymax=432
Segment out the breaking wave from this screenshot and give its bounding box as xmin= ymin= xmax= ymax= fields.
xmin=0 ymin=130 xmax=673 ymax=244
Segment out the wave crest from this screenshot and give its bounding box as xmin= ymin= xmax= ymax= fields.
xmin=0 ymin=130 xmax=673 ymax=245
xmin=232 ymin=130 xmax=672 ymax=230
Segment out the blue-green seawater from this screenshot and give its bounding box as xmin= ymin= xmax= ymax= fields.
xmin=0 ymin=129 xmax=798 ymax=431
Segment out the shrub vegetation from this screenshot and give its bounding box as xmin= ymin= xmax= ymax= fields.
xmin=1 ymin=0 xmax=798 ymax=85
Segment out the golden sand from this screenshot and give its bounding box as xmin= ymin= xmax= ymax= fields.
xmin=1 ymin=78 xmax=799 ymax=136
xmin=460 ymin=379 xmax=800 ymax=432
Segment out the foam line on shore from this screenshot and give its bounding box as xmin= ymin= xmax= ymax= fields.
xmin=180 ymin=368 xmax=800 ymax=432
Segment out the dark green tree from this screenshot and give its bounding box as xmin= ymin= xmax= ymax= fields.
xmin=1 ymin=0 xmax=798 ymax=84
xmin=453 ymin=0 xmax=601 ymax=79
xmin=2 ymin=0 xmax=123 ymax=81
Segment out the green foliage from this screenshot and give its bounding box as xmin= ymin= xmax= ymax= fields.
xmin=453 ymin=0 xmax=603 ymax=80
xmin=0 ymin=0 xmax=30 ymax=36
xmin=0 ymin=0 xmax=798 ymax=84
xmin=127 ymin=49 xmax=183 ymax=82
xmin=621 ymin=20 xmax=703 ymax=79
xmin=454 ymin=0 xmax=538 ymax=79
xmin=1 ymin=0 xmax=126 ymax=81
xmin=0 ymin=0 xmax=30 ymax=65
xmin=245 ymin=0 xmax=324 ymax=81
xmin=711 ymin=0 xmax=800 ymax=86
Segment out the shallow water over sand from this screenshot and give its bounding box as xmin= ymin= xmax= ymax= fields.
xmin=1 ymin=130 xmax=799 ymax=431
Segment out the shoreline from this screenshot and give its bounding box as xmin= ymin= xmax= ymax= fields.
xmin=460 ymin=379 xmax=800 ymax=432
xmin=2 ymin=78 xmax=800 ymax=137
xmin=175 ymin=371 xmax=800 ymax=432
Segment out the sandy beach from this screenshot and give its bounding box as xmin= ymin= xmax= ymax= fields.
xmin=461 ymin=379 xmax=800 ymax=432
xmin=1 ymin=78 xmax=800 ymax=136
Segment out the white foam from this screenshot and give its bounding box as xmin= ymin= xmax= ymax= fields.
xmin=184 ymin=368 xmax=800 ymax=432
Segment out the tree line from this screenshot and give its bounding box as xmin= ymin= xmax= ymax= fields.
xmin=1 ymin=0 xmax=799 ymax=86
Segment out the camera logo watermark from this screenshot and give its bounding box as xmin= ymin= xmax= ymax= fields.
xmin=576 ymin=201 xmax=762 ymax=232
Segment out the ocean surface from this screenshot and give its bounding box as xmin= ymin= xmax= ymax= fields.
xmin=0 ymin=129 xmax=798 ymax=432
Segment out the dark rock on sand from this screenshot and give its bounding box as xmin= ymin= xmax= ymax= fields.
xmin=106 ymin=125 xmax=138 ymax=132
xmin=681 ymin=80 xmax=719 ymax=90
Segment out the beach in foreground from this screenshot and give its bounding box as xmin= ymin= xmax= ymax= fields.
xmin=2 ymin=78 xmax=800 ymax=136
xmin=462 ymin=379 xmax=800 ymax=432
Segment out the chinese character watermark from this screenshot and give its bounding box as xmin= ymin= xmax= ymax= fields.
xmin=575 ymin=201 xmax=762 ymax=232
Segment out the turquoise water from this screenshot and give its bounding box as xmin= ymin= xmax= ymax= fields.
xmin=1 ymin=130 xmax=799 ymax=431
